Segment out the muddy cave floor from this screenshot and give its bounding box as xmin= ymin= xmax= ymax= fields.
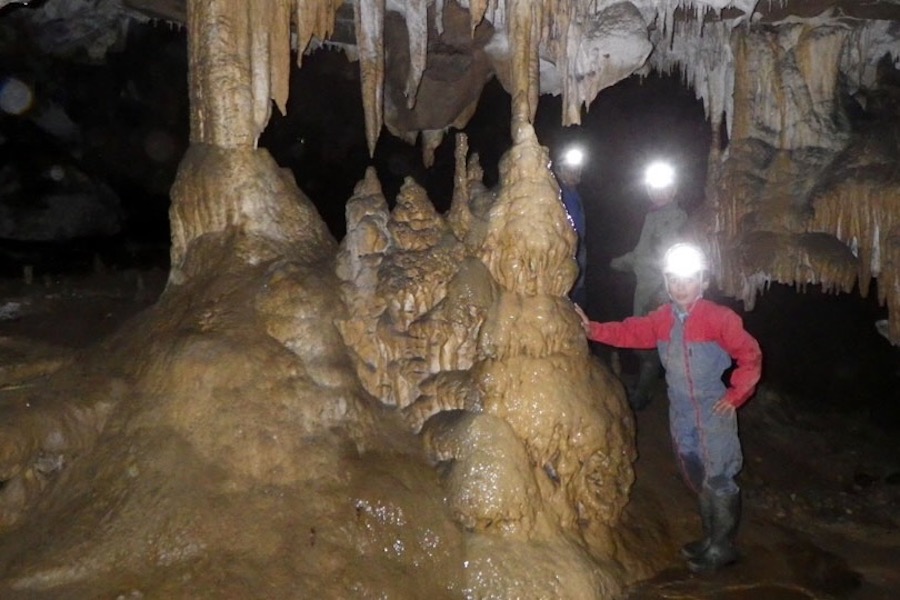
xmin=0 ymin=269 xmax=898 ymax=600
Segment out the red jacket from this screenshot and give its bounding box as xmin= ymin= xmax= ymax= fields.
xmin=588 ymin=299 xmax=762 ymax=408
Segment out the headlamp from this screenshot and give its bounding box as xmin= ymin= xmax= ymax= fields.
xmin=663 ymin=243 xmax=707 ymax=278
xmin=562 ymin=147 xmax=585 ymax=168
xmin=644 ymin=161 xmax=675 ymax=190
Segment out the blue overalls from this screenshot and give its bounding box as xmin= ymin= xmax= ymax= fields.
xmin=659 ymin=305 xmax=742 ymax=498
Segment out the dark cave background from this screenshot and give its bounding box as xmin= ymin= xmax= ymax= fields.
xmin=1 ymin=21 xmax=898 ymax=431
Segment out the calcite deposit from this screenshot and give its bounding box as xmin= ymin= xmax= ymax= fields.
xmin=336 ymin=122 xmax=637 ymax=596
xmin=706 ymin=22 xmax=900 ymax=339
xmin=8 ymin=0 xmax=900 ymax=337
xmin=2 ymin=0 xmax=898 ymax=596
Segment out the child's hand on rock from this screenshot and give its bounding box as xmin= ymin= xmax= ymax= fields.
xmin=574 ymin=304 xmax=590 ymax=335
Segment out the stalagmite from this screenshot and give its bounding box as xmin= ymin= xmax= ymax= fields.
xmin=3 ymin=0 xmax=900 ymax=596
xmin=336 ymin=119 xmax=639 ymax=596
xmin=446 ymin=133 xmax=473 ymax=241
xmin=454 ymin=120 xmax=634 ymax=595
xmin=336 ymin=172 xmax=473 ymax=409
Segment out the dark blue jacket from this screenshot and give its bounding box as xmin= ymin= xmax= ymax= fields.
xmin=560 ymin=184 xmax=585 ymax=239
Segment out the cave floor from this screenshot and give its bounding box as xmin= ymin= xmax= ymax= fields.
xmin=0 ymin=269 xmax=898 ymax=599
xmin=622 ymin=370 xmax=900 ymax=600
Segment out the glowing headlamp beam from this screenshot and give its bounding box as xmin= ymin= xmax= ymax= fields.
xmin=562 ymin=147 xmax=584 ymax=168
xmin=644 ymin=161 xmax=675 ymax=190
xmin=663 ymin=244 xmax=706 ymax=278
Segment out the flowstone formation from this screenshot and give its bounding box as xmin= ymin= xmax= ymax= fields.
xmin=0 ymin=0 xmax=472 ymax=596
xmin=0 ymin=0 xmax=648 ymax=595
xmin=337 ymin=124 xmax=640 ymax=597
xmin=703 ymin=19 xmax=900 ymax=338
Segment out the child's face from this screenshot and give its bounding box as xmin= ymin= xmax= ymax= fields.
xmin=665 ymin=274 xmax=706 ymax=309
xmin=647 ymin=185 xmax=676 ymax=207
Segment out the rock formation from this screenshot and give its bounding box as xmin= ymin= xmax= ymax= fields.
xmin=0 ymin=0 xmax=898 ymax=597
xmin=5 ymin=0 xmax=899 ymax=337
xmin=705 ymin=19 xmax=900 ymax=339
xmin=0 ymin=0 xmax=644 ymax=597
xmin=336 ymin=121 xmax=637 ymax=596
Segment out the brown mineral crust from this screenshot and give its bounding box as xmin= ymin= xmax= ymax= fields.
xmin=811 ymin=177 xmax=900 ymax=298
xmin=388 ymin=177 xmax=450 ymax=251
xmin=422 ymin=411 xmax=543 ymax=537
xmin=475 ymin=354 xmax=634 ymax=526
xmin=480 ymin=124 xmax=578 ymax=298
xmin=378 ymin=243 xmax=467 ymax=332
xmin=477 ymin=291 xmax=586 ymax=360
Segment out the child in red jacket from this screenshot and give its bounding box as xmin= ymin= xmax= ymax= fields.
xmin=578 ymin=243 xmax=762 ymax=572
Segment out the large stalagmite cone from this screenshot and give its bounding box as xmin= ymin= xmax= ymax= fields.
xmin=449 ymin=120 xmax=637 ymax=596
xmin=480 ymin=120 xmax=579 ymax=298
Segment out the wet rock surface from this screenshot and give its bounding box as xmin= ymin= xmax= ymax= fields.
xmin=0 ymin=267 xmax=897 ymax=598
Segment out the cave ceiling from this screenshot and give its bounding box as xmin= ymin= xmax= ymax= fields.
xmin=3 ymin=0 xmax=900 ymax=339
xmin=112 ymin=0 xmax=900 ymax=28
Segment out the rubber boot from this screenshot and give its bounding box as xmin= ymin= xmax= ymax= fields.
xmin=680 ymin=489 xmax=714 ymax=560
xmin=629 ymin=350 xmax=658 ymax=410
xmin=687 ymin=492 xmax=741 ymax=573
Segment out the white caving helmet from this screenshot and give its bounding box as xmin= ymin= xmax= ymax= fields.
xmin=557 ymin=145 xmax=585 ymax=187
xmin=663 ymin=243 xmax=708 ymax=279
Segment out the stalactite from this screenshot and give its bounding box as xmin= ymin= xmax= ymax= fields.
xmin=557 ymin=0 xmax=579 ymax=127
xmin=294 ymin=0 xmax=340 ymax=66
xmin=433 ymin=0 xmax=445 ymax=34
xmin=400 ymin=0 xmax=428 ymax=108
xmin=664 ymin=0 xmax=675 ymax=48
xmin=267 ymin=0 xmax=291 ymax=116
xmin=812 ymin=184 xmax=900 ymax=301
xmin=507 ymin=0 xmax=541 ymax=124
xmin=731 ymin=231 xmax=857 ymax=310
xmin=841 ymin=20 xmax=900 ymax=100
xmin=248 ymin=0 xmax=274 ymax=133
xmin=885 ymin=228 xmax=900 ymax=342
xmin=447 ymin=133 xmax=473 ymax=242
xmin=355 ymin=0 xmax=386 ymax=156
xmin=188 ymin=0 xmax=258 ymax=146
xmin=465 ymin=0 xmax=489 ymax=34
xmin=184 ymin=0 xmax=299 ymax=147
xmin=482 ymin=0 xmax=507 ymax=34
xmin=421 ymin=128 xmax=445 ymax=168
xmin=649 ymin=7 xmax=743 ymax=143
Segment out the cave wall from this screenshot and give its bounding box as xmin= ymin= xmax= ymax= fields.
xmin=700 ymin=17 xmax=900 ymax=340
